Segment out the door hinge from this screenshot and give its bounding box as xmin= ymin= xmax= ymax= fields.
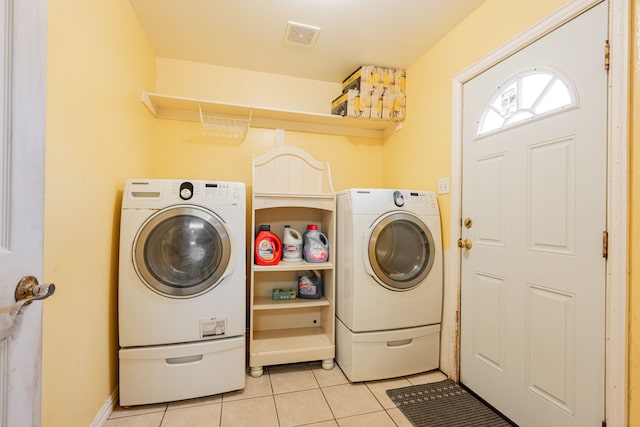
xmin=604 ymin=40 xmax=610 ymax=71
xmin=602 ymin=231 xmax=608 ymax=259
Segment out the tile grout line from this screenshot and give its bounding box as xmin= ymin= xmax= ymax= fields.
xmin=315 ymin=377 xmax=338 ymax=425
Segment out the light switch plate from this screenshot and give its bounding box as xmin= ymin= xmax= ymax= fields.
xmin=438 ymin=177 xmax=450 ymax=194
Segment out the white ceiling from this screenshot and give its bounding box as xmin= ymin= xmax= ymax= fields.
xmin=128 ymin=0 xmax=486 ymax=83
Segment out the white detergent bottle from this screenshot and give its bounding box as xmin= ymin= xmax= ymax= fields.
xmin=303 ymin=224 xmax=329 ymax=263
xmin=282 ymin=225 xmax=303 ymax=262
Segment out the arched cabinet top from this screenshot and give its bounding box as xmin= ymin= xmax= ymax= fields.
xmin=252 ymin=146 xmax=334 ymax=196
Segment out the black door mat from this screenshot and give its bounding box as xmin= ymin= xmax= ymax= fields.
xmin=386 ymin=379 xmax=515 ymax=427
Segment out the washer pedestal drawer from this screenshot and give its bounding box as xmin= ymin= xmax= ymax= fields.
xmin=336 ymin=319 xmax=440 ymax=382
xmin=119 ymin=336 xmax=245 ymax=406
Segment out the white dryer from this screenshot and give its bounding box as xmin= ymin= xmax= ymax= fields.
xmin=335 ymin=188 xmax=443 ymax=382
xmin=118 ymin=179 xmax=246 ymax=406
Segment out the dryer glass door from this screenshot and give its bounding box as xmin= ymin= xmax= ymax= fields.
xmin=133 ymin=205 xmax=231 ymax=297
xmin=367 ymin=212 xmax=435 ymax=291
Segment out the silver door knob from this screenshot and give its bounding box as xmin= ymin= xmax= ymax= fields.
xmin=10 ymin=276 xmax=55 ymax=316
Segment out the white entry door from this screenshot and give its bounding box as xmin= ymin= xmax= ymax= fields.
xmin=0 ymin=0 xmax=49 ymax=426
xmin=460 ymin=2 xmax=607 ymax=426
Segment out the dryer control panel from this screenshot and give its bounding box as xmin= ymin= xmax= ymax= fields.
xmin=389 ymin=190 xmax=438 ymax=215
xmin=405 ymin=191 xmax=438 ymax=213
xmin=344 ymin=188 xmax=438 ymax=216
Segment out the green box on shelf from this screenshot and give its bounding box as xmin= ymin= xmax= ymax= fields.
xmin=272 ymin=288 xmax=297 ymax=300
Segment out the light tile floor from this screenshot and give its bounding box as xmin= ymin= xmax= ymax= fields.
xmin=106 ymin=363 xmax=448 ymax=427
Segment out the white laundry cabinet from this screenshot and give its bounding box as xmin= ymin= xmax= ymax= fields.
xmin=249 ymin=146 xmax=336 ymax=377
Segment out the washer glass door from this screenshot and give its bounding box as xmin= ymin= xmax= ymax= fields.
xmin=133 ymin=205 xmax=231 ymax=297
xmin=367 ymin=212 xmax=435 ymax=290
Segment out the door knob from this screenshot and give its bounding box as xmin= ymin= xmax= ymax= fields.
xmin=457 ymin=238 xmax=473 ymax=250
xmin=10 ymin=276 xmax=56 ymax=316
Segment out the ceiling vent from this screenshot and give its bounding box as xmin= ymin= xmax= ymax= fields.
xmin=283 ymin=21 xmax=320 ymax=48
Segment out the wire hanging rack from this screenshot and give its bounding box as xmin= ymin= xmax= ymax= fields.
xmin=187 ymin=103 xmax=251 ymax=143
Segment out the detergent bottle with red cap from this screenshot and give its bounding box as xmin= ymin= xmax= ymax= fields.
xmin=254 ymin=225 xmax=282 ymax=266
xmin=302 ymin=224 xmax=329 ymax=263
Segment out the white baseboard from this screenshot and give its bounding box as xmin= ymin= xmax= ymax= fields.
xmin=89 ymin=387 xmax=118 ymax=427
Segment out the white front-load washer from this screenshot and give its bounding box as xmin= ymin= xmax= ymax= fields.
xmin=335 ymin=188 xmax=443 ymax=382
xmin=118 ymin=179 xmax=246 ymax=406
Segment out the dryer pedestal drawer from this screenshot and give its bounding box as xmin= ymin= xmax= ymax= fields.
xmin=119 ymin=337 xmax=245 ymax=406
xmin=336 ymin=319 xmax=440 ymax=382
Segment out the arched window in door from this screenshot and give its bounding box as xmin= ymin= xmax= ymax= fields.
xmin=476 ymin=67 xmax=578 ymax=137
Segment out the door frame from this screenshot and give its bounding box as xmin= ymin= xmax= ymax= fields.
xmin=445 ymin=0 xmax=629 ymax=425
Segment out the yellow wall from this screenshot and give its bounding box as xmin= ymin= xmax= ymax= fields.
xmin=152 ymin=59 xmax=386 ymax=193
xmin=153 ymin=122 xmax=385 ymax=191
xmin=156 ymin=57 xmax=340 ymax=114
xmin=43 ymin=0 xmax=156 ymax=425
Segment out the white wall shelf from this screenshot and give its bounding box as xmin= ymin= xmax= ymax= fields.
xmin=141 ymin=91 xmax=402 ymax=139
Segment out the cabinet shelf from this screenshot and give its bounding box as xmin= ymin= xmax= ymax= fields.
xmin=141 ymin=91 xmax=402 ymax=139
xmin=251 ymin=327 xmax=334 ymax=366
xmin=249 ymin=147 xmax=336 ymax=376
xmin=253 ymin=261 xmax=334 ymax=272
xmin=253 ymin=296 xmax=330 ymax=311
xmin=253 ymin=194 xmax=334 ymax=210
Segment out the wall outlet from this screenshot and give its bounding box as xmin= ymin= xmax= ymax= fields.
xmin=438 ymin=177 xmax=450 ymax=194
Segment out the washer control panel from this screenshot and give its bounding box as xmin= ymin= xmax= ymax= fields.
xmin=124 ymin=179 xmax=246 ymax=210
xmin=172 ymin=181 xmax=244 ymax=207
